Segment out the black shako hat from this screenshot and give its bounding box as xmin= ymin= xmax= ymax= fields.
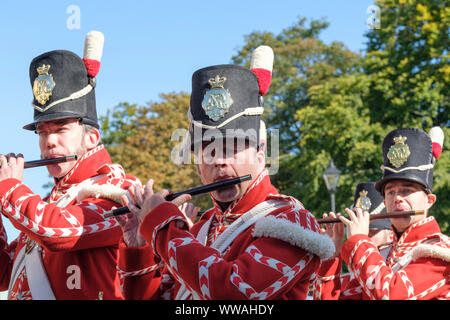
xmin=375 ymin=127 xmax=445 ymax=194
xmin=352 ymin=182 xmax=390 ymax=230
xmin=24 ymin=31 xmax=104 ymax=131
xmin=186 ymin=46 xmax=274 ymax=152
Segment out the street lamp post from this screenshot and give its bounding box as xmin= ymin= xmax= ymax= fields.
xmin=322 ymin=158 xmax=341 ymax=213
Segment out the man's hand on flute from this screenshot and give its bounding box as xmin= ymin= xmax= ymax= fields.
xmin=178 ymin=202 xmax=198 ymax=229
xmin=0 ymin=153 xmax=24 ymax=182
xmin=339 ymin=207 xmax=370 ymax=239
xmin=116 ymin=179 xmax=195 ymax=247
xmin=320 ymin=212 xmax=345 ymax=258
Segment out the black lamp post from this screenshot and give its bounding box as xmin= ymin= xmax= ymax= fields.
xmin=322 ymin=158 xmax=341 ymax=212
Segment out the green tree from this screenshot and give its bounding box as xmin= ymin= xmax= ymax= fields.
xmin=100 ymin=93 xmax=212 ymax=210
xmin=364 ymin=0 xmax=449 ymax=127
xmin=233 ymin=8 xmax=449 ymax=234
xmin=232 ymin=17 xmax=380 ymax=216
xmin=364 ymin=0 xmax=449 ymax=232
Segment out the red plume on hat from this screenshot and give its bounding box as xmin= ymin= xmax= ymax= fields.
xmin=83 ymin=31 xmax=104 ymax=77
xmin=250 ymin=45 xmax=274 ymax=96
xmin=428 ymin=126 xmax=444 ymax=159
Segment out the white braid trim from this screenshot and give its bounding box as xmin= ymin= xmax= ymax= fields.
xmin=370 ymin=202 xmax=385 ymax=215
xmin=189 ymin=107 xmax=263 ymax=129
xmin=32 ymin=84 xmax=93 ymax=113
xmin=117 ymin=264 xmax=159 ymax=277
xmin=380 ymin=164 xmax=434 ymax=173
xmin=391 ymin=244 xmax=450 ymax=273
xmin=315 ymin=274 xmax=339 ymax=281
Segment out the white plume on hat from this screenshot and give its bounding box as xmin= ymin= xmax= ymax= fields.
xmin=428 ymin=126 xmax=444 ymax=159
xmin=250 ymin=45 xmax=274 ymax=72
xmin=84 ymin=31 xmax=104 ymax=61
xmin=250 ymin=45 xmax=274 ymax=96
xmin=83 ymin=31 xmax=105 ymax=77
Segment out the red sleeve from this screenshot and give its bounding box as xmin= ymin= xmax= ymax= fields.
xmin=140 ymin=202 xmax=320 ymax=300
xmin=342 ymin=234 xmax=450 ymax=300
xmin=0 ymin=178 xmax=126 ymax=252
xmin=118 ymin=239 xmax=162 ymax=300
xmin=0 ymin=216 xmax=16 ymax=290
xmin=313 ymin=257 xmax=343 ymax=300
xmin=312 ymin=257 xmax=364 ymax=300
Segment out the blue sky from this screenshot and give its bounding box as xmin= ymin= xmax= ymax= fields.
xmin=0 ymin=0 xmax=375 ymax=241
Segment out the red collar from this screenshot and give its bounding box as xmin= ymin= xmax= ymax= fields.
xmin=210 ymin=170 xmax=277 ymax=220
xmin=52 ymin=145 xmax=112 ymax=191
xmin=393 ymin=216 xmax=441 ymax=244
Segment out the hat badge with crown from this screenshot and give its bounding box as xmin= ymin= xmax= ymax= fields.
xmin=202 ymin=75 xmax=233 ymax=121
xmin=32 ymin=64 xmax=55 ymax=105
xmin=387 ymin=135 xmax=411 ymax=168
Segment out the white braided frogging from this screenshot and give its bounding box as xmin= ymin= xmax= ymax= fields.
xmin=380 ymin=164 xmax=434 ymax=173
xmin=188 ymin=107 xmax=263 ymax=130
xmin=117 ymin=264 xmax=159 ymax=278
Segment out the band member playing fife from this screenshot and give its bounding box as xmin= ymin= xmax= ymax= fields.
xmin=313 ymin=182 xmax=395 ymax=299
xmin=116 ymin=46 xmax=334 ymax=300
xmin=316 ymin=127 xmax=449 ymax=300
xmin=0 ymin=31 xmax=140 ymax=300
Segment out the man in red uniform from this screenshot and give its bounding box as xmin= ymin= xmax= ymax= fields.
xmin=317 ymin=127 xmax=449 ymax=300
xmin=116 ymin=46 xmax=335 ymax=300
xmin=0 ymin=31 xmax=139 ymax=300
xmin=313 ymin=182 xmax=394 ymax=299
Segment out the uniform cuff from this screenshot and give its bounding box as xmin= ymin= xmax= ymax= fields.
xmin=0 ymin=178 xmax=24 ymax=199
xmin=139 ymin=202 xmax=187 ymax=246
xmin=118 ymin=238 xmax=159 ymax=276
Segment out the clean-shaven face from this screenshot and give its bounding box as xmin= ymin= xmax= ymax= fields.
xmin=383 ymin=180 xmax=436 ymax=232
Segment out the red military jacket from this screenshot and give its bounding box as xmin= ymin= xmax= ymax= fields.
xmin=0 ymin=145 xmax=139 ymax=300
xmin=312 ymin=244 xmax=393 ymax=300
xmin=313 ymin=216 xmax=450 ymax=300
xmin=118 ymin=170 xmax=335 ymax=300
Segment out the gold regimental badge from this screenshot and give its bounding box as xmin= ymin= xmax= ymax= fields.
xmin=387 ymin=135 xmax=411 ymax=168
xmin=355 ymin=190 xmax=371 ymax=211
xmin=202 ymin=75 xmax=233 ymax=121
xmin=33 ymin=64 xmax=56 ymax=105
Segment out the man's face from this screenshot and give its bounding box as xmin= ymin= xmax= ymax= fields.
xmin=383 ymin=180 xmax=436 ymax=232
xmin=36 ymin=118 xmax=88 ymax=179
xmin=196 ymin=138 xmax=265 ymax=203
